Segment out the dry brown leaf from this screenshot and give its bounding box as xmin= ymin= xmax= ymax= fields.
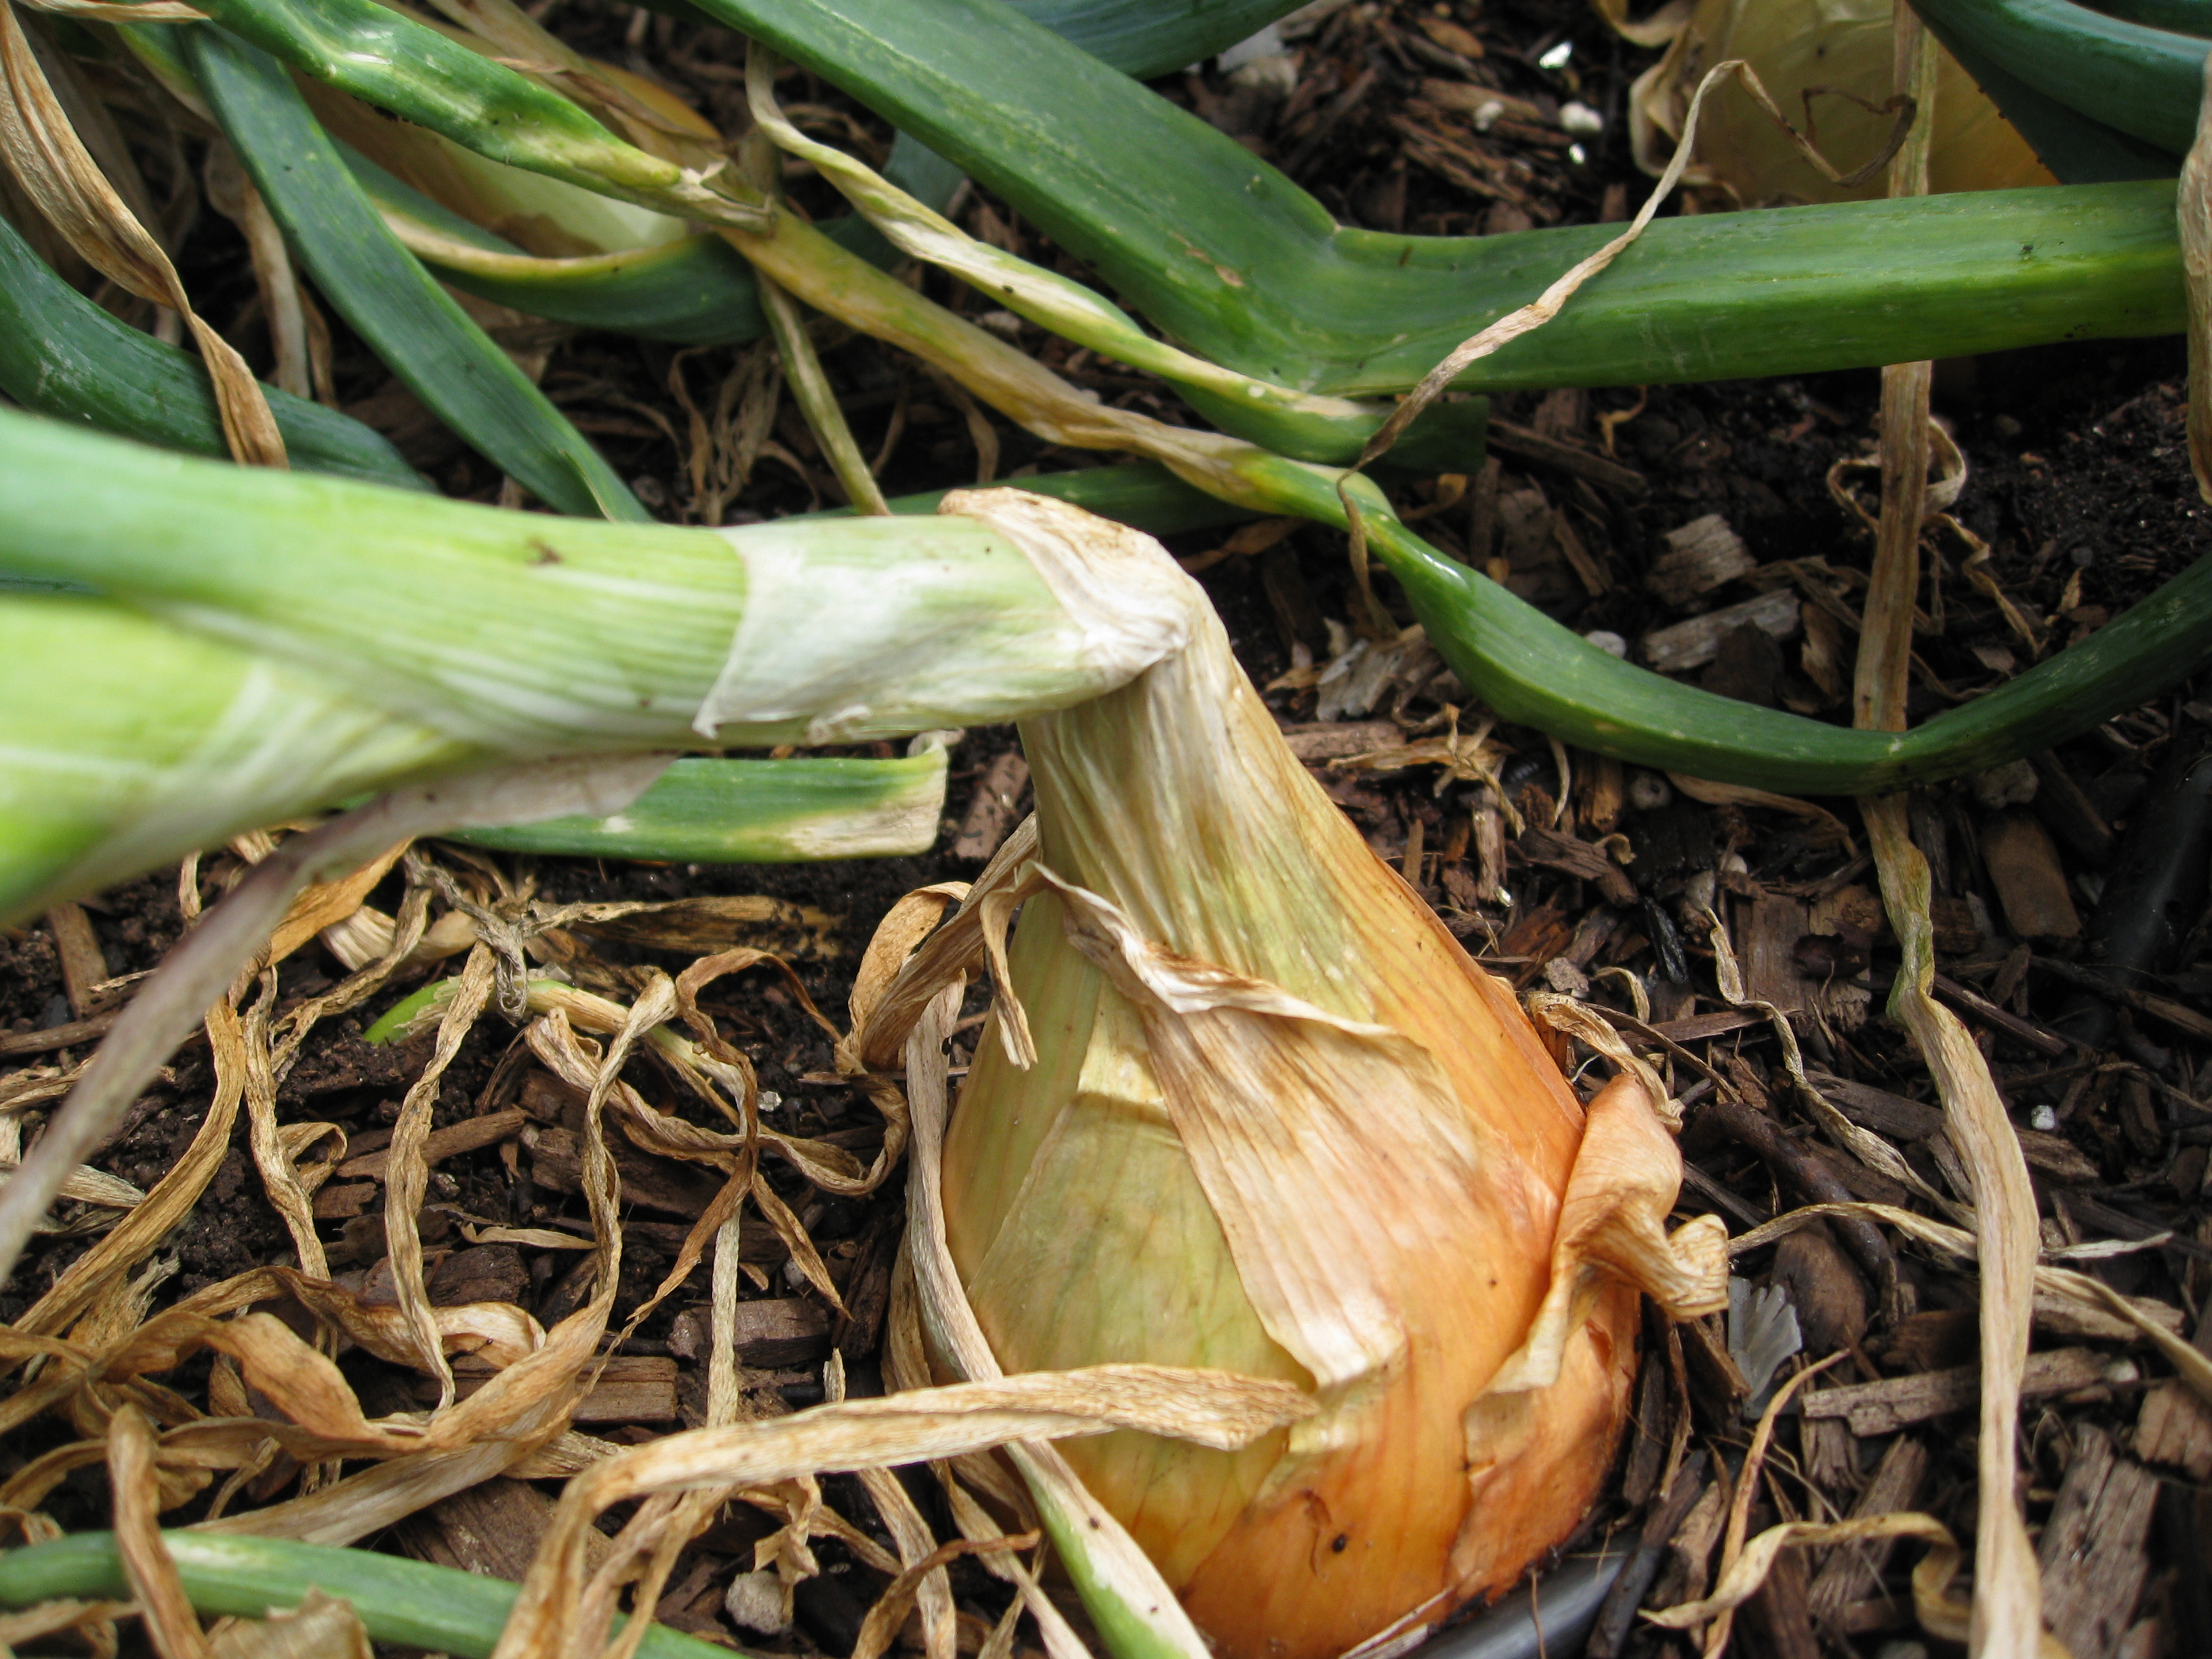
xmin=251 ymin=842 xmax=409 ymax=972
xmin=14 ymin=0 xmax=205 ymax=19
xmin=203 ymin=143 xmax=311 ymax=403
xmin=489 ymin=1367 xmax=1311 ymax=1659
xmin=1665 ymin=773 xmax=1856 ymax=854
xmin=110 ymin=1404 xmax=212 ymax=1659
xmin=0 ymin=760 xmax=665 ymax=1284
xmin=388 ymin=945 xmax=499 ymax=1406
xmin=0 ymin=2 xmax=282 ymax=465
xmin=0 ymin=1597 xmax=135 ymax=1647
xmin=207 ymin=1590 xmax=373 ymax=1659
xmin=1847 ymin=24 xmax=2044 ymax=1656
xmin=239 ymin=985 xmax=331 ymax=1279
xmin=6 ymin=1002 xmax=247 ymax=1345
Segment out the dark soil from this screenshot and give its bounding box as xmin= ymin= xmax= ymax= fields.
xmin=7 ymin=0 xmax=2212 ymax=1655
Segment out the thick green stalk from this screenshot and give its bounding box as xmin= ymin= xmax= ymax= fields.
xmin=1925 ymin=20 xmax=2183 ymax=182
xmin=0 ymin=594 xmax=947 ymax=919
xmin=695 ymin=0 xmax=2186 ymax=395
xmin=177 ymin=26 xmax=647 ymax=521
xmin=0 ymin=406 xmax=1179 ymax=750
xmin=1912 ymin=0 xmax=2206 ymax=157
xmin=449 ymin=750 xmax=949 ymax=861
xmin=0 ymin=593 xmax=477 ymax=924
xmin=0 ymin=1533 xmax=737 ymax=1659
xmin=2095 ymin=0 xmax=2212 ymax=34
xmin=1223 ymin=453 xmax=2212 ymax=794
xmin=0 ymin=205 xmax=425 ymax=489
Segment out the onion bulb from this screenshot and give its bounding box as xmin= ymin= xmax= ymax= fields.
xmin=918 ymin=492 xmax=1728 ymax=1659
xmin=1631 ymin=0 xmax=2055 ymax=206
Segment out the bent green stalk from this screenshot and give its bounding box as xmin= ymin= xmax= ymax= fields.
xmin=1912 ymin=0 xmax=2207 ymax=159
xmin=182 ymin=0 xmax=766 ymax=228
xmin=1189 ymin=447 xmax=2212 ymax=793
xmin=178 ymin=26 xmax=648 ymax=521
xmin=695 ymin=0 xmax=2186 ymax=397
xmin=0 ymin=206 xmax=426 ymax=490
xmin=0 ymin=1532 xmax=737 ymax=1659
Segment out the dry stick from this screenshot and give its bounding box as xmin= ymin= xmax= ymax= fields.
xmin=1856 ymin=16 xmax=2045 ymax=1659
xmin=0 ymin=756 xmax=668 ymax=1288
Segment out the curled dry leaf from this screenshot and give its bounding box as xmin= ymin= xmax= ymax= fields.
xmin=489 ymin=1367 xmax=1313 ymax=1659
xmin=0 ymin=1 xmax=281 ymax=465
xmin=206 ymin=1589 xmax=374 ymax=1659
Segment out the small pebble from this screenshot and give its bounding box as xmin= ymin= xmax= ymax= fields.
xmin=1583 ymin=629 xmax=1628 ymax=658
xmin=1559 ymin=101 xmax=1604 ymax=135
xmin=1536 ymin=39 xmax=1574 ymax=68
xmin=668 ymin=1306 xmax=708 ymax=1361
xmin=1680 ymin=869 xmax=1718 ymax=916
xmin=2030 ymin=1104 xmax=2058 ymax=1131
xmin=1626 ymin=769 xmax=1671 ymax=811
xmin=1971 ymin=758 xmax=2039 ymax=809
xmin=1541 ymin=958 xmax=1590 ymax=997
xmin=726 ymin=1570 xmax=793 ymax=1635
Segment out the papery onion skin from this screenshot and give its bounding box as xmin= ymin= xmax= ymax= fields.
xmin=940 ymin=573 xmax=1655 ymax=1659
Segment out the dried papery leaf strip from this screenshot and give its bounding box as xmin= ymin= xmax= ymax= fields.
xmin=0 ymin=208 xmax=422 ymax=486
xmin=0 ymin=4 xmax=282 ymax=465
xmin=489 ymin=1368 xmax=1312 ymax=1659
xmin=0 ymin=756 xmax=666 ymax=1284
xmin=1849 ymin=27 xmax=2047 ymax=1647
xmin=2185 ymin=49 xmax=2212 ymax=502
xmin=108 ymin=1406 xmax=211 ymax=1659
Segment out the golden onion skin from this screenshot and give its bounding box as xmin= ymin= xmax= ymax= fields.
xmin=939 ymin=592 xmax=1651 ymax=1659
